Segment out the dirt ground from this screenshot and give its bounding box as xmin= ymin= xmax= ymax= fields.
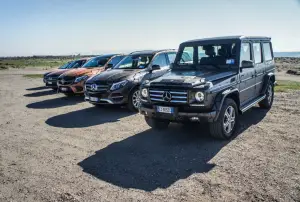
xmin=0 ymin=72 xmax=300 ymax=202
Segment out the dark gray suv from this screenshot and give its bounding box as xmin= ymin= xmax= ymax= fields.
xmin=139 ymin=36 xmax=276 ymax=139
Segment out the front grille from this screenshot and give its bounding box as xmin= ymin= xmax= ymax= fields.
xmin=45 ymin=76 xmax=59 ymax=82
xmin=57 ymin=76 xmax=75 ymax=85
xmin=85 ymin=83 xmax=109 ymax=93
xmin=149 ymin=89 xmax=188 ymax=103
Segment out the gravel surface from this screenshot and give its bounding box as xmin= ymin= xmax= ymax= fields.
xmin=0 ymin=73 xmax=300 ymax=202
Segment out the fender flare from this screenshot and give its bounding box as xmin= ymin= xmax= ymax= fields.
xmin=213 ymin=88 xmax=240 ymax=121
xmin=260 ymin=73 xmax=276 ymax=94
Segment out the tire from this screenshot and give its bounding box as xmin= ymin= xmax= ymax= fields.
xmin=259 ymin=81 xmax=274 ymax=109
xmin=145 ymin=116 xmax=170 ymax=130
xmin=92 ymin=104 xmax=104 ymax=108
xmin=209 ymin=98 xmax=238 ymax=139
xmin=127 ymin=88 xmax=140 ymax=112
xmin=63 ymin=93 xmax=74 ymax=97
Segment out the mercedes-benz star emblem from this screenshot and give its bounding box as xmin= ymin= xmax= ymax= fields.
xmin=91 ymin=84 xmax=98 ymax=91
xmin=162 ymin=91 xmax=172 ymax=102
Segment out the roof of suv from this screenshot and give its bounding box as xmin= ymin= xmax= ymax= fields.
xmin=183 ymin=35 xmax=271 ymax=44
xmin=130 ymin=49 xmax=176 ymax=56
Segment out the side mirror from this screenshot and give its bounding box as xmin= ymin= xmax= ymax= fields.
xmin=151 ymin=64 xmax=161 ymax=71
xmin=106 ymin=63 xmax=113 ymax=69
xmin=241 ymin=60 xmax=254 ymax=68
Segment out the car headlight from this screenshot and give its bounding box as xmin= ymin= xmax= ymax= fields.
xmin=141 ymin=88 xmax=148 ymax=98
xmin=74 ymin=75 xmax=89 ymax=83
xmin=195 ymin=91 xmax=205 ymax=102
xmin=110 ymin=80 xmax=128 ymax=91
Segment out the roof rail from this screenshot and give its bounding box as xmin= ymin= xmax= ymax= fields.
xmin=156 ymin=49 xmax=177 ymax=52
xmin=129 ymin=50 xmax=155 ymax=54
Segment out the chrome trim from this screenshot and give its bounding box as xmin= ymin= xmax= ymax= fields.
xmin=111 ymin=96 xmax=123 ymax=99
xmin=169 ymin=91 xmax=187 ymax=95
xmin=241 ymin=95 xmax=266 ymax=113
xmin=240 ymin=82 xmax=263 ymax=93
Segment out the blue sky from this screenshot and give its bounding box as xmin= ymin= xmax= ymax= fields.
xmin=1 ymin=0 xmax=300 ymax=56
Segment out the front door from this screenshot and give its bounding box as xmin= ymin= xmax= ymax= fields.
xmin=239 ymin=42 xmax=256 ymax=105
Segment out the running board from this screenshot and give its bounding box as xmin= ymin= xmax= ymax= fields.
xmin=241 ymin=95 xmax=266 ymax=113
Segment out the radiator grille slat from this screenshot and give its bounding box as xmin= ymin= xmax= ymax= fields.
xmin=149 ymin=89 xmax=188 ymax=103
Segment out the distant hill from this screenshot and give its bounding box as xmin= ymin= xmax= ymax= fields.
xmin=274 ymin=52 xmax=300 ymax=58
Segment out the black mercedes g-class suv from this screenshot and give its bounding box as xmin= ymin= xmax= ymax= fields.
xmin=139 ymin=36 xmax=276 ymax=139
xmin=84 ymin=49 xmax=177 ymax=111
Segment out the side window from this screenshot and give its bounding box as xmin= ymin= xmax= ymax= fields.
xmin=253 ymin=43 xmax=262 ymax=64
xmin=179 ymin=47 xmax=193 ymax=64
xmin=167 ymin=52 xmax=176 ymax=63
xmin=240 ymin=43 xmax=252 ymax=63
xmin=263 ymin=43 xmax=273 ymax=61
xmin=152 ymin=53 xmax=167 ymax=67
xmin=109 ymin=56 xmax=124 ymax=67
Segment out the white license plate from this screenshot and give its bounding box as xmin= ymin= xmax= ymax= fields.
xmin=156 ymin=106 xmax=174 ymax=114
xmin=90 ymin=97 xmax=99 ymax=102
xmin=61 ymin=87 xmax=68 ymax=91
xmin=47 ymin=82 xmax=53 ymax=84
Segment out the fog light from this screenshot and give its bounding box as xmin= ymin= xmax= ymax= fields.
xmin=195 ymin=92 xmax=204 ymax=102
xmin=141 ymin=88 xmax=148 ymax=98
xmin=190 ymin=117 xmax=199 ymax=121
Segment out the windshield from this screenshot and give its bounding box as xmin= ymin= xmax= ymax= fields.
xmin=114 ymin=55 xmax=153 ymax=69
xmin=176 ymin=42 xmax=237 ymax=69
xmin=66 ymin=60 xmax=85 ymax=69
xmin=82 ymin=56 xmax=111 ymax=68
xmin=58 ymin=62 xmax=71 ymax=69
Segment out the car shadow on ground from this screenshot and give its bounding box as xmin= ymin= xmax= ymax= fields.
xmin=78 ymin=107 xmax=268 ymax=192
xmin=26 ymin=86 xmax=49 ymax=91
xmin=46 ymin=106 xmax=134 ymax=128
xmin=26 ymin=96 xmax=84 ymax=109
xmin=24 ymin=89 xmax=57 ymax=97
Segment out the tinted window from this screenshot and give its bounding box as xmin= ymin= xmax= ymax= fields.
xmin=58 ymin=62 xmax=71 ymax=69
xmin=253 ymin=43 xmax=262 ymax=64
xmin=240 ymin=43 xmax=252 ymax=62
xmin=82 ymin=56 xmax=111 ymax=68
xmin=179 ymin=47 xmax=193 ymax=64
xmin=109 ymin=56 xmax=124 ymax=67
xmin=167 ymin=52 xmax=176 ymax=63
xmin=152 ymin=54 xmax=167 ymax=67
xmin=115 ymin=55 xmax=153 ymax=69
xmin=263 ymin=43 xmax=273 ymax=61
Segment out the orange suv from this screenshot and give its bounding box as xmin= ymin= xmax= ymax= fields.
xmin=57 ymin=54 xmax=124 ymax=96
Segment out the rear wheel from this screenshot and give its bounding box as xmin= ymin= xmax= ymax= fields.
xmin=63 ymin=93 xmax=74 ymax=97
xmin=209 ymin=98 xmax=238 ymax=139
xmin=145 ymin=116 xmax=170 ymax=130
xmin=127 ymin=88 xmax=141 ymax=112
xmin=259 ymin=81 xmax=274 ymax=109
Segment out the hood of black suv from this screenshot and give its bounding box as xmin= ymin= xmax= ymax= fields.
xmin=149 ymin=69 xmax=237 ymax=87
xmin=86 ymin=69 xmax=143 ymax=84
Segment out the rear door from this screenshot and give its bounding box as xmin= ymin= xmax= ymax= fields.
xmin=253 ymin=42 xmax=265 ymax=96
xmin=239 ymin=42 xmax=256 ymax=105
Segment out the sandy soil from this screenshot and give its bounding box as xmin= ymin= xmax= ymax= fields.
xmin=0 ymin=73 xmax=300 ymax=202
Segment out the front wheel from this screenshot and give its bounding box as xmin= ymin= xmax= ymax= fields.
xmin=127 ymin=88 xmax=141 ymax=112
xmin=145 ymin=117 xmax=170 ymax=130
xmin=259 ymin=81 xmax=274 ymax=109
xmin=209 ymin=98 xmax=238 ymax=139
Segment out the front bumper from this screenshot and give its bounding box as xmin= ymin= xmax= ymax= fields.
xmin=84 ymin=87 xmax=130 ymax=105
xmin=57 ymin=81 xmax=84 ymax=94
xmin=139 ymin=106 xmax=216 ymax=122
xmin=44 ymin=78 xmax=58 ymax=87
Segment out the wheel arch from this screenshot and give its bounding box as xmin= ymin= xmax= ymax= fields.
xmin=261 ymin=73 xmax=276 ymax=94
xmin=213 ymin=88 xmax=241 ymax=121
